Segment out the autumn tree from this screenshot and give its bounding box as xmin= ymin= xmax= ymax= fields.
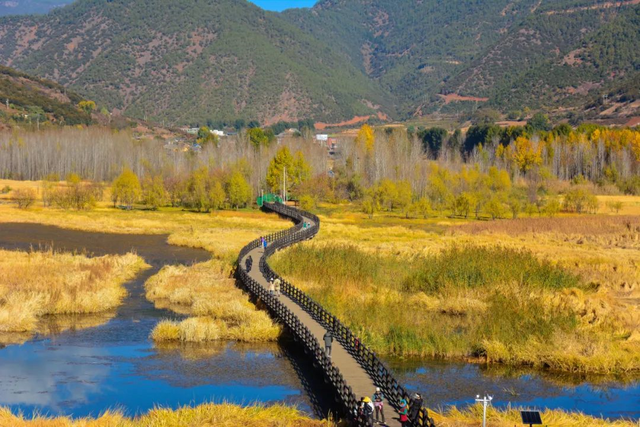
xmin=78 ymin=100 xmax=96 ymax=115
xmin=266 ymin=147 xmax=311 ymax=195
xmin=356 ymin=124 xmax=375 ymax=152
xmin=112 ymin=168 xmax=141 ymax=209
xmin=142 ymin=175 xmax=167 ymax=210
xmin=208 ymin=179 xmax=226 ymax=211
xmin=227 ymin=170 xmax=252 ymax=209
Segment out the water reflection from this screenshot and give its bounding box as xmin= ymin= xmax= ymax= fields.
xmin=0 ymin=223 xmax=312 ymax=418
xmin=389 ymin=359 xmax=640 ymax=419
xmin=0 ymin=337 xmax=309 ymax=417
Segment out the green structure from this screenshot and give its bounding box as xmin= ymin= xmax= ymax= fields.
xmin=256 ymin=193 xmax=283 ymax=207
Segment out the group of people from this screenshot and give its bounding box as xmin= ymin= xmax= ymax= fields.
xmin=357 ymin=391 xmax=426 ymax=427
xmin=268 ymin=276 xmax=281 ymax=297
xmin=260 ymin=236 xmax=268 ymax=250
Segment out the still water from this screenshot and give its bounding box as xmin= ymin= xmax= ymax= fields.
xmin=0 ymin=222 xmax=637 ymax=420
xmin=390 ymin=359 xmax=639 ymax=420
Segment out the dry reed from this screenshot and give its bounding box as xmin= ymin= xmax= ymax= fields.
xmin=0 ymin=249 xmax=147 ymax=342
xmin=146 ymin=260 xmax=280 ymax=343
xmin=0 ymin=402 xmax=331 ymax=426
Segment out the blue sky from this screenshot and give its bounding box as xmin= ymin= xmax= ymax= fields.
xmin=249 ymin=0 xmax=317 ymax=11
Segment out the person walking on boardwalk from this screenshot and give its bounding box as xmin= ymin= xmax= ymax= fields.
xmin=245 ymin=255 xmax=252 ymax=272
xmin=268 ymin=278 xmax=275 ymax=296
xmin=372 ymin=387 xmax=385 ymax=424
xmin=398 ymin=398 xmax=409 ymax=426
xmin=409 ymin=393 xmax=424 ymax=422
xmin=263 ymin=237 xmax=268 ymax=250
xmin=273 ymin=276 xmax=281 ymax=297
xmin=360 ymin=396 xmax=374 ymax=427
xmin=323 ymin=329 xmax=334 ymax=359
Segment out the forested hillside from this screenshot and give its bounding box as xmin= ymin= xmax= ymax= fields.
xmin=0 ymin=65 xmax=92 ymax=128
xmin=0 ymin=0 xmax=388 ymax=125
xmin=0 ymin=0 xmax=638 ymax=123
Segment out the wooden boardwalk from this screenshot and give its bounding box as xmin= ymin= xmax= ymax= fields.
xmin=241 ymin=213 xmax=402 ymax=427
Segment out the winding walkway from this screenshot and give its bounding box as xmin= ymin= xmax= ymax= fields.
xmin=240 ymin=208 xmax=403 ymax=426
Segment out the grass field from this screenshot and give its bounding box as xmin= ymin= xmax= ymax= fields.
xmin=0 ymin=249 xmax=146 ymax=344
xmin=271 ymin=204 xmax=640 ymax=374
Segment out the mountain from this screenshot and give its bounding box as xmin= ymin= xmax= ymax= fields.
xmin=444 ymin=0 xmax=640 ymax=115
xmin=0 ymin=0 xmax=389 ymax=125
xmin=0 ymin=0 xmax=74 ymax=17
xmin=0 ymin=64 xmax=92 ymax=127
xmin=0 ymin=0 xmax=638 ymax=124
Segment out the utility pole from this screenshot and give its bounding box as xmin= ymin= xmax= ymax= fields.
xmin=475 ymin=395 xmax=493 ymax=427
xmin=283 ymin=166 xmax=287 ymax=203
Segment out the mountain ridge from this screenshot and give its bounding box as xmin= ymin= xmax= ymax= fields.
xmin=0 ymin=0 xmax=638 ymax=124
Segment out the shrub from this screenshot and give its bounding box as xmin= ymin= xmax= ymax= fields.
xmin=563 ymin=188 xmax=598 ymax=214
xmin=0 ymin=185 xmax=11 ymax=194
xmin=13 ymin=188 xmax=36 ymax=209
xmin=606 ymin=200 xmax=624 ymax=213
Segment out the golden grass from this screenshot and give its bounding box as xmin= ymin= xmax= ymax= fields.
xmin=0 ymin=403 xmax=331 ymax=427
xmin=0 ymin=249 xmax=147 ymax=342
xmin=146 ymin=261 xmax=280 ymax=343
xmin=0 ymin=179 xmax=289 ymax=262
xmin=272 ymin=204 xmax=640 ymax=374
xmin=432 ymin=404 xmax=637 ymax=427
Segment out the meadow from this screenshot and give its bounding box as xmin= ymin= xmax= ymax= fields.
xmin=0 ymin=248 xmax=146 ymax=345
xmin=271 ymin=204 xmax=640 ymax=375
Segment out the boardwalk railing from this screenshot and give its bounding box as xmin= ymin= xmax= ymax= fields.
xmin=237 ymin=202 xmax=435 ymax=427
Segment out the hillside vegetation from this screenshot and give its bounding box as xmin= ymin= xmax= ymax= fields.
xmin=0 ymin=65 xmax=92 ymax=127
xmin=1 ymin=0 xmax=638 ymax=123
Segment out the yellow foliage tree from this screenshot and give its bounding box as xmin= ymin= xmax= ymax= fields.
xmin=512 ymin=136 xmax=542 ymax=173
xmin=356 ymin=124 xmax=375 ymax=152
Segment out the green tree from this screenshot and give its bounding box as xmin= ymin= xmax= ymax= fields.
xmin=197 ymin=126 xmax=219 ymax=146
xmin=527 ymin=113 xmax=552 ymax=133
xmin=248 ymin=128 xmax=270 ymax=147
xmin=418 ymin=127 xmax=448 ymax=158
xmin=112 ymin=168 xmax=141 ymax=209
xmin=227 ymin=171 xmax=252 ymax=209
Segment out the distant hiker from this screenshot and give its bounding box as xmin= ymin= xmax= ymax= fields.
xmin=273 ymin=277 xmax=281 ymax=296
xmin=359 ymin=396 xmax=374 ymax=427
xmin=268 ymin=278 xmax=275 ymax=296
xmin=409 ymin=393 xmax=424 ymax=421
xmin=398 ymin=398 xmax=409 ymax=426
xmin=323 ymin=329 xmax=334 ymax=358
xmin=263 ymin=238 xmax=268 ymax=250
xmin=373 ymin=387 xmax=385 ymax=424
xmin=245 ymin=255 xmax=252 ymax=272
